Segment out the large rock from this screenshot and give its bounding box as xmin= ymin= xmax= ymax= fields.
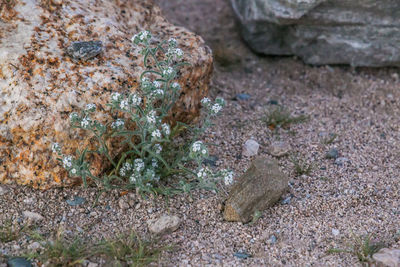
xmin=0 ymin=0 xmax=212 ymax=188
xmin=373 ymin=248 xmax=400 ymax=267
xmin=231 ymin=0 xmax=400 ymax=67
xmin=223 ymin=156 xmax=288 ymax=222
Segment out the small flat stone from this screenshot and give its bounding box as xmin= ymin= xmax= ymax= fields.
xmin=267 ymin=99 xmax=279 ymax=105
xmin=373 ymin=248 xmax=400 ymax=267
xmin=234 ymin=252 xmax=251 ymax=259
xmin=7 ymin=257 xmax=32 ymax=267
xmin=66 ymin=196 xmax=86 ymax=206
xmin=242 ymin=139 xmax=259 ymax=157
xmin=325 ymin=148 xmax=339 ymax=159
xmin=148 ymin=215 xmax=180 ymax=235
xmin=269 ymin=235 xmax=277 ymax=244
xmin=66 ymin=41 xmax=103 ymax=61
xmin=335 ymin=157 xmax=350 ymax=166
xmin=268 ymin=141 xmax=290 ymax=157
xmin=203 ymin=155 xmax=219 ymax=167
xmin=118 ymin=197 xmax=130 ymax=210
xmin=331 ymin=228 xmax=340 ymax=236
xmin=0 ymin=186 xmax=8 ymax=196
xmin=235 ymin=93 xmax=251 ymax=101
xmin=22 ymin=211 xmax=44 ymax=222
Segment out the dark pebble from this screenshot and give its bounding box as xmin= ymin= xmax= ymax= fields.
xmin=7 ymin=257 xmax=32 ymax=267
xmin=325 ymin=148 xmax=339 ymax=159
xmin=66 ymin=41 xmax=103 ymax=61
xmin=234 ymin=252 xmax=251 ymax=259
xmin=66 ymin=196 xmax=86 ymax=206
xmin=235 ymin=93 xmax=251 ymax=101
xmin=267 ymin=99 xmax=279 ymax=105
xmin=203 ymin=155 xmax=219 ymax=167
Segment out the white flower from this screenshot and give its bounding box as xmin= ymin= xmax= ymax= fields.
xmin=223 ymin=170 xmax=234 ymax=185
xmin=197 ymin=167 xmax=209 ymax=179
xmin=123 ymin=162 xmax=132 ymax=171
xmin=120 ymin=100 xmax=129 ymax=110
xmin=151 ymin=129 xmax=161 ymax=139
xmin=130 ymin=93 xmax=142 ymax=106
xmin=81 ymin=117 xmax=91 ymax=128
xmin=85 ymin=103 xmax=96 ymax=112
xmin=211 ymin=103 xmax=222 ymax=114
xmin=162 ymin=123 xmax=170 ymax=136
xmin=71 ymin=168 xmax=77 ymax=175
xmin=131 ymin=34 xmax=137 ymax=43
xmin=201 ymin=149 xmax=207 ymax=155
xmin=51 ymin=143 xmax=60 ymax=153
xmin=175 ymin=48 xmax=183 ymax=57
xmin=119 ymin=167 xmax=126 ymax=177
xmin=171 ymin=82 xmax=181 ymax=91
xmin=146 ymin=110 xmax=157 ymax=124
xmin=162 ymin=67 xmax=174 ymax=77
xmin=154 ymin=144 xmax=162 ymax=154
xmin=168 ymin=38 xmax=177 ymax=47
xmin=62 ymin=156 xmax=73 ymax=168
xmin=153 ymin=81 xmax=162 ymax=88
xmin=191 ymin=141 xmax=203 ymax=152
xmin=112 ymin=92 xmax=121 ymax=101
xmin=153 ymin=89 xmax=164 ymax=96
xmin=69 ymin=112 xmax=79 ymax=121
xmin=111 ymin=119 xmax=124 ymax=129
xmin=130 ymin=173 xmax=138 ymax=183
xmin=201 ymin=97 xmax=211 ymax=106
xmin=134 ymin=158 xmax=145 ymax=172
xmin=139 ymin=30 xmax=150 ymax=40
xmin=152 ymin=158 xmax=158 ymax=168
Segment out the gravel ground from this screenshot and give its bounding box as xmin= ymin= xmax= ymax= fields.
xmin=2 ymin=0 xmax=400 ymax=266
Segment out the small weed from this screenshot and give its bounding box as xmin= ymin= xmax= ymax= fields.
xmin=261 ymin=106 xmax=308 ymax=130
xmin=291 ymin=155 xmax=312 ymax=176
xmin=327 ymin=234 xmax=386 ymax=264
xmin=0 ymin=220 xmax=33 ymax=243
xmin=94 ymin=231 xmax=165 ymax=267
xmin=321 ymin=133 xmax=338 ymax=145
xmin=249 ymin=210 xmax=262 ymax=225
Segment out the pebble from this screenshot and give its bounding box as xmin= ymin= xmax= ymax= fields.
xmin=325 ymin=148 xmax=339 ymax=159
xmin=269 ymin=235 xmax=277 ymax=244
xmin=242 ymin=139 xmax=259 ymax=157
xmin=203 ymin=155 xmax=219 ymax=167
xmin=148 ymin=214 xmax=180 ymax=235
xmin=235 ymin=93 xmax=251 ymax=101
xmin=233 ymin=252 xmax=251 ymax=259
xmin=27 ymin=242 xmax=41 ymax=251
xmin=267 ymin=99 xmax=279 ymax=105
xmin=373 ymin=248 xmax=400 ymax=267
xmin=87 ymin=262 xmax=99 ymax=267
xmin=281 ymin=196 xmax=291 ymax=205
xmin=66 ymin=196 xmax=86 ymax=206
xmin=331 ymin=228 xmax=340 ymax=236
xmin=7 ymin=257 xmax=32 ymax=267
xmin=334 ymin=157 xmax=350 ymax=166
xmin=66 ymin=41 xmax=103 ymax=61
xmin=0 ymin=185 xmax=8 ymax=195
xmin=22 ymin=211 xmax=44 ymax=222
xmin=268 ymin=141 xmax=290 ymax=157
xmin=118 ymin=197 xmax=130 ymax=210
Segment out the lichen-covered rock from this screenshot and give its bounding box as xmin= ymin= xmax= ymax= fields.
xmin=223 ymin=156 xmax=288 ymax=222
xmin=0 ymin=0 xmax=213 ymax=188
xmin=231 ymin=0 xmax=400 ymax=67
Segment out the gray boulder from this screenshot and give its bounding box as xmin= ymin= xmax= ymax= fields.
xmin=231 ymin=0 xmax=400 ymax=67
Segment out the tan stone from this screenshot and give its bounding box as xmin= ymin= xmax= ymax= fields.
xmin=0 ymin=0 xmax=212 ymax=188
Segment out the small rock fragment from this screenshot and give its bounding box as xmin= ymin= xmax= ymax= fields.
xmin=325 ymin=148 xmax=339 ymax=159
xmin=268 ymin=141 xmax=290 ymax=157
xmin=27 ymin=242 xmax=41 ymax=251
xmin=203 ymin=155 xmax=219 ymax=167
xmin=242 ymin=139 xmax=259 ymax=157
xmin=118 ymin=197 xmax=130 ymax=210
xmin=373 ymin=248 xmax=400 ymax=267
xmin=234 ymin=252 xmax=251 ymax=259
xmin=269 ymin=235 xmax=277 ymax=244
xmin=66 ymin=196 xmax=86 ymax=206
xmin=235 ymin=93 xmax=251 ymax=101
xmin=22 ymin=211 xmax=44 ymax=222
xmin=224 ymin=156 xmax=289 ymax=222
xmin=331 ymin=228 xmax=340 ymax=236
xmin=7 ymin=257 xmax=32 ymax=267
xmin=148 ymin=215 xmax=180 ymax=235
xmin=0 ymin=186 xmax=8 ymax=196
xmin=335 ymin=157 xmax=350 ymax=166
xmin=66 ymin=41 xmax=103 ymax=61
xmin=87 ymin=262 xmax=99 ymax=267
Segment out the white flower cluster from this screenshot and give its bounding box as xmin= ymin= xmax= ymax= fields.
xmin=154 ymin=144 xmax=162 ymax=154
xmin=221 ymin=170 xmax=234 ymax=185
xmin=190 ymin=141 xmax=208 ymax=159
xmin=131 ymin=30 xmax=151 ymax=44
xmin=162 ymin=123 xmax=170 ymax=136
xmin=151 ymin=129 xmax=162 ymax=140
xmin=81 ymin=117 xmax=91 ymax=129
xmin=197 ymin=167 xmax=210 ymax=179
xmin=62 ymin=156 xmax=73 ymax=168
xmin=119 ymin=162 xmax=132 ymax=177
xmin=51 ymin=143 xmax=60 ymax=153
xmin=129 ymin=93 xmax=142 ymax=106
xmin=146 ymin=110 xmax=157 ymax=124
xmin=85 ymin=103 xmax=96 ymax=112
xmin=166 ymin=47 xmax=184 ymax=59
xmin=134 ymin=158 xmax=145 ymax=172
xmin=111 ymin=119 xmax=124 ymax=129
xmin=168 ymin=38 xmax=178 ymax=47
xmin=162 ymin=67 xmax=174 ymax=78
xmin=171 ymin=82 xmax=181 ymax=91
xmin=201 ymin=97 xmax=225 ymax=115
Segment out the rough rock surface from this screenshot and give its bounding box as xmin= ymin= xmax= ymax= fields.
xmin=223 ymin=156 xmax=288 ymax=222
xmin=147 ymin=214 xmax=181 ymax=235
xmin=373 ymin=248 xmax=400 ymax=267
xmin=231 ymin=0 xmax=400 ymax=67
xmin=0 ymin=0 xmax=212 ymax=188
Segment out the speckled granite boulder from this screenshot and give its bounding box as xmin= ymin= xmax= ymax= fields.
xmin=231 ymin=0 xmax=400 ymax=66
xmin=0 ymin=0 xmax=212 ymax=188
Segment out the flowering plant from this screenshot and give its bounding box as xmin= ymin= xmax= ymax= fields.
xmin=52 ymin=31 xmax=233 ymax=195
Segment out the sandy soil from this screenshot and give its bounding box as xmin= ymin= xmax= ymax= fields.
xmin=1 ymin=0 xmax=400 ymax=266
